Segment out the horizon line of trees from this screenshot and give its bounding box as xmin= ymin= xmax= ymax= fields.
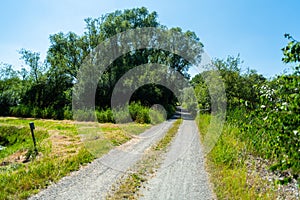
xmin=0 ymin=7 xmax=203 ymax=120
xmin=0 ymin=7 xmax=298 ymax=131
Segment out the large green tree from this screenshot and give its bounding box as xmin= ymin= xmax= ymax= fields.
xmin=192 ymin=55 xmax=266 ymax=111
xmin=48 ymin=7 xmax=203 ymax=113
xmin=0 ymin=7 xmax=203 ymax=119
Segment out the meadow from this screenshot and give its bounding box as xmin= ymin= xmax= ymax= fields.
xmin=0 ymin=117 xmax=150 ymax=199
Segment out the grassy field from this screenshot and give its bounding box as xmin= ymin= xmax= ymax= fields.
xmin=0 ymin=117 xmax=150 ymax=200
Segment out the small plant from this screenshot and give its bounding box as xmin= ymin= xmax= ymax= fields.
xmin=24 ymin=148 xmax=38 ymax=162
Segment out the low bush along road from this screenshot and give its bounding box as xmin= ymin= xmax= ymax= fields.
xmin=29 ymin=110 xmax=214 ymax=200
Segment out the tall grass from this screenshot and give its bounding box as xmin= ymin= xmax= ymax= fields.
xmin=0 ymin=148 xmax=94 ymax=200
xmin=197 ymin=114 xmax=276 ymax=199
xmin=9 ymin=105 xmax=69 ymax=120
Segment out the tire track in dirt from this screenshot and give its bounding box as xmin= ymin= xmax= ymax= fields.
xmin=28 ymin=120 xmax=175 ymax=200
xmin=140 ymin=117 xmax=215 ymax=200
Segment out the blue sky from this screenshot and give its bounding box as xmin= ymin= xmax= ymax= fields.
xmin=1 ymin=0 xmax=300 ymax=78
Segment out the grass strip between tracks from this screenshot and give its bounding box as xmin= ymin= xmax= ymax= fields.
xmin=106 ymin=118 xmax=182 ymax=200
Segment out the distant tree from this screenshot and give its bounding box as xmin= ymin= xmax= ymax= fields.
xmin=191 ymin=55 xmax=266 ymax=111
xmin=0 ymin=63 xmax=23 ymax=115
xmin=19 ymin=49 xmax=46 ymax=83
xmin=93 ymin=8 xmax=202 ymax=110
xmin=0 ymin=63 xmax=18 ymax=80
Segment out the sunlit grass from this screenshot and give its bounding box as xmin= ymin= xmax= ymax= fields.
xmin=197 ymin=114 xmax=277 ymax=200
xmin=0 ymin=117 xmax=151 ymax=200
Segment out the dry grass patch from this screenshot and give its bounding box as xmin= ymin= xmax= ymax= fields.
xmin=0 ymin=118 xmax=151 ymax=200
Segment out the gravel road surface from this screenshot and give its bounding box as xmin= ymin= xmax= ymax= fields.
xmin=29 ymin=120 xmax=175 ymax=200
xmin=140 ymin=116 xmax=215 ymax=200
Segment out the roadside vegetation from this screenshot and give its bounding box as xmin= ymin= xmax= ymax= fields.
xmin=194 ymin=34 xmax=299 ymax=199
xmin=0 ymin=117 xmax=150 ymax=200
xmin=197 ymin=114 xmax=277 ymax=199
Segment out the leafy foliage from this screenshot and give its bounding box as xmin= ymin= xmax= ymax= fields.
xmin=0 ymin=7 xmax=203 ymax=121
xmin=191 ymin=55 xmax=266 ymax=112
xmin=282 ymin=33 xmax=300 ymax=74
xmin=237 ymin=35 xmax=300 ymax=174
xmin=192 ymin=35 xmax=299 ymax=179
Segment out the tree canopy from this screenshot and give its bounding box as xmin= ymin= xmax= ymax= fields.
xmin=0 ymin=7 xmax=203 ymax=119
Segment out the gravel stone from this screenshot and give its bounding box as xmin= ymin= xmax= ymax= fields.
xmin=140 ymin=119 xmax=215 ymax=200
xmin=29 ymin=120 xmax=174 ymax=200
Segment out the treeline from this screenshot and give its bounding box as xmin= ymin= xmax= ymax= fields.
xmin=0 ymin=7 xmax=202 ymax=122
xmin=192 ymin=34 xmax=299 ymax=176
xmin=1 ymin=6 xmax=299 ymax=174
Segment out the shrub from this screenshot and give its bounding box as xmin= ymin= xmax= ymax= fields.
xmin=42 ymin=107 xmax=52 ymax=119
xmin=8 ymin=102 xmax=170 ymax=124
xmin=95 ymin=102 xmax=168 ymax=124
xmin=149 ymin=106 xmax=166 ymax=124
xmin=9 ymin=105 xmax=31 ymax=118
xmin=231 ymin=74 xmax=300 ymax=175
xmin=31 ymin=107 xmax=42 ymax=118
xmin=63 ymin=108 xmax=73 ymax=120
xmin=129 ymin=102 xmax=142 ymax=120
xmin=135 ymin=107 xmax=150 ymax=124
xmin=73 ymin=109 xmax=96 ymax=121
xmin=96 ymin=109 xmax=114 ymax=123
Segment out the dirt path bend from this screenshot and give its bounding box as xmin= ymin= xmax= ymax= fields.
xmin=29 ymin=120 xmax=175 ymax=200
xmin=140 ymin=118 xmax=215 ymax=200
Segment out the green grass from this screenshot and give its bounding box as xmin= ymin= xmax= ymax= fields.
xmin=197 ymin=114 xmax=277 ymax=200
xmin=0 ymin=117 xmax=151 ymax=200
xmin=119 ymin=123 xmax=150 ymax=135
xmin=0 ymin=126 xmax=48 ymax=160
xmin=107 ymin=118 xmax=182 ymax=200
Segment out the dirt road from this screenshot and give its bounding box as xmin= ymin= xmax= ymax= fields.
xmin=140 ymin=117 xmax=215 ymax=199
xmin=29 ymin=120 xmax=175 ymax=200
xmin=29 ymin=111 xmax=214 ymax=200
